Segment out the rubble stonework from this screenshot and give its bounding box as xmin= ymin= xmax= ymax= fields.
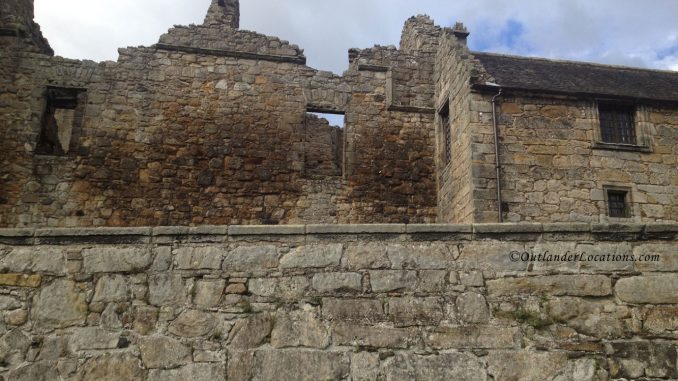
xmin=0 ymin=223 xmax=676 ymax=380
xmin=1 ymin=0 xmax=676 ymax=227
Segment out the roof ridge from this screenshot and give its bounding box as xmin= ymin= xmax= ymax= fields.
xmin=471 ymin=51 xmax=678 ymax=76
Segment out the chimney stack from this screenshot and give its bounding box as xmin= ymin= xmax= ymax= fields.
xmin=452 ymin=22 xmax=470 ymax=44
xmin=203 ymin=0 xmax=240 ymax=29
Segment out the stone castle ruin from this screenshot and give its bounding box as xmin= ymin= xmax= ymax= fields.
xmin=2 ymin=0 xmax=675 ymax=228
xmin=0 ymin=1 xmax=677 ymax=380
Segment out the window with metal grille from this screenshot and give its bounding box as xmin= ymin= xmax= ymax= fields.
xmin=607 ymin=190 xmax=630 ymax=218
xmin=598 ymin=103 xmax=636 ymax=145
xmin=439 ymin=103 xmax=451 ymax=165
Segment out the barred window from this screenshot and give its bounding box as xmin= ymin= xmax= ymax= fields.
xmin=606 ymin=189 xmax=630 ymax=218
xmin=598 ymin=103 xmax=636 ymax=145
xmin=439 ymin=103 xmax=451 ymax=165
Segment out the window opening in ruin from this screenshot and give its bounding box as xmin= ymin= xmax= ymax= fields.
xmin=36 ymin=87 xmax=85 ymax=155
xmin=439 ymin=102 xmax=451 ymax=165
xmin=598 ymin=103 xmax=636 ymax=145
xmin=605 ymin=188 xmax=631 ymax=218
xmin=304 ymin=112 xmax=345 ymax=177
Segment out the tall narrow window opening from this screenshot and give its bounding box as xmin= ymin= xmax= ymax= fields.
xmin=304 ymin=111 xmax=345 ymax=177
xmin=439 ymin=102 xmax=451 ymax=165
xmin=36 ymin=86 xmax=85 ymax=155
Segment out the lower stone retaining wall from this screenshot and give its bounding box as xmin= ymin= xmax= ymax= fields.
xmin=0 ymin=223 xmax=677 ymax=380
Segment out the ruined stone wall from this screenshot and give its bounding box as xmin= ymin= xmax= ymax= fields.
xmin=434 ymin=32 xmax=481 ymax=223
xmin=0 ymin=0 xmax=51 ymax=55
xmin=475 ymin=92 xmax=678 ymax=223
xmin=0 ymin=223 xmax=676 ymax=380
xmin=0 ymin=2 xmax=439 ymax=228
xmin=0 ymin=43 xmax=315 ymax=227
xmin=341 ymin=19 xmax=440 ymax=224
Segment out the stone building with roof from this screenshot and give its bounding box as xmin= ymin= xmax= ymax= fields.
xmin=0 ymin=0 xmax=676 ymax=228
xmin=1 ymin=2 xmax=678 ymax=380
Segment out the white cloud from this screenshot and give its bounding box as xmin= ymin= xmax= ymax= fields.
xmin=33 ymin=0 xmax=678 ymax=74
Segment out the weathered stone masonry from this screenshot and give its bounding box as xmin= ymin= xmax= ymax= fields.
xmin=434 ymin=31 xmax=678 ymax=224
xmin=0 ymin=0 xmax=442 ymax=228
xmin=1 ymin=0 xmax=677 ymax=227
xmin=0 ymin=223 xmax=677 ymax=380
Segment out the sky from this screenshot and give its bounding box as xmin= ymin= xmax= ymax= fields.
xmin=34 ymin=0 xmax=678 ymax=76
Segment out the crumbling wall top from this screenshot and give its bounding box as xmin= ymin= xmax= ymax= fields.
xmin=399 ymin=15 xmax=441 ymax=53
xmin=203 ymin=0 xmax=240 ymax=29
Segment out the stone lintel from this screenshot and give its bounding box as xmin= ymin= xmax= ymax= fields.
xmin=154 ymin=43 xmax=306 ymax=65
xmin=387 ymin=104 xmax=436 ymax=114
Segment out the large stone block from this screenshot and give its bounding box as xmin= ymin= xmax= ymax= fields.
xmin=426 ymin=325 xmax=518 ymax=349
xmin=607 ymin=341 xmax=677 ymax=379
xmin=148 ymin=363 xmax=224 ymax=381
xmin=139 ymin=335 xmax=191 ymax=369
xmin=31 ymin=279 xmax=87 ymax=330
xmin=456 ymin=292 xmax=489 ymax=323
xmin=487 ymin=351 xmax=569 ymax=381
xmin=616 ymin=275 xmax=678 ymax=304
xmin=633 ymin=243 xmax=678 ymax=272
xmin=68 ymin=327 xmax=120 ymax=350
xmin=148 ymin=273 xmax=186 ymax=306
xmin=169 ymin=310 xmax=217 ymax=338
xmin=322 ymin=298 xmax=385 ymax=323
xmin=417 ymin=270 xmax=448 ymax=293
xmin=75 ymin=353 xmax=146 ymax=381
xmin=228 ymin=349 xmax=350 ymax=381
xmin=0 ymin=273 xmax=41 ymax=287
xmin=386 ymin=243 xmax=456 ymax=269
xmin=644 ymin=306 xmax=678 ymax=334
xmin=311 ymin=272 xmax=362 ymax=293
xmin=383 ymin=352 xmax=486 ymax=381
xmin=228 ymin=313 xmax=273 ymax=349
xmin=8 ymin=362 xmax=60 ymax=381
xmin=222 ymin=245 xmax=278 ymax=272
xmin=92 ymin=274 xmax=129 ymax=302
xmin=332 ymin=323 xmax=419 ymax=349
xmin=82 ymin=247 xmax=152 ymax=273
xmin=487 ymin=275 xmax=612 ymax=297
xmin=569 ymin=242 xmax=634 ymax=272
xmin=456 ymin=241 xmax=529 ymax=272
xmin=280 ymin=244 xmax=343 ymax=268
xmin=388 ymin=296 xmax=445 ymax=326
xmin=271 ymin=306 xmax=329 ymax=349
xmin=346 ymin=244 xmax=390 ymax=269
xmin=0 ymin=246 xmax=66 ymax=274
xmin=249 ymin=276 xmax=309 ymax=299
xmin=0 ymin=295 xmax=20 ymax=310
xmin=133 ymin=304 xmax=159 ymax=335
xmin=174 ymin=246 xmax=224 ymax=270
xmin=351 ymin=352 xmax=379 ymax=381
xmin=369 ymin=270 xmax=417 ymax=293
xmin=547 ymin=297 xmax=629 ymax=339
xmin=193 ymin=279 xmax=225 ymax=307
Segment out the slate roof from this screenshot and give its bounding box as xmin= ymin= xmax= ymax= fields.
xmin=473 ymin=52 xmax=678 ymax=103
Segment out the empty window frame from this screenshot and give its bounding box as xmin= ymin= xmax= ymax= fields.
xmin=304 ymin=111 xmax=345 ymax=177
xmin=598 ymin=103 xmax=636 ymax=145
xmin=439 ymin=102 xmax=451 ymax=165
xmin=605 ymin=187 xmax=631 ymax=218
xmin=36 ymin=86 xmax=86 ymax=155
